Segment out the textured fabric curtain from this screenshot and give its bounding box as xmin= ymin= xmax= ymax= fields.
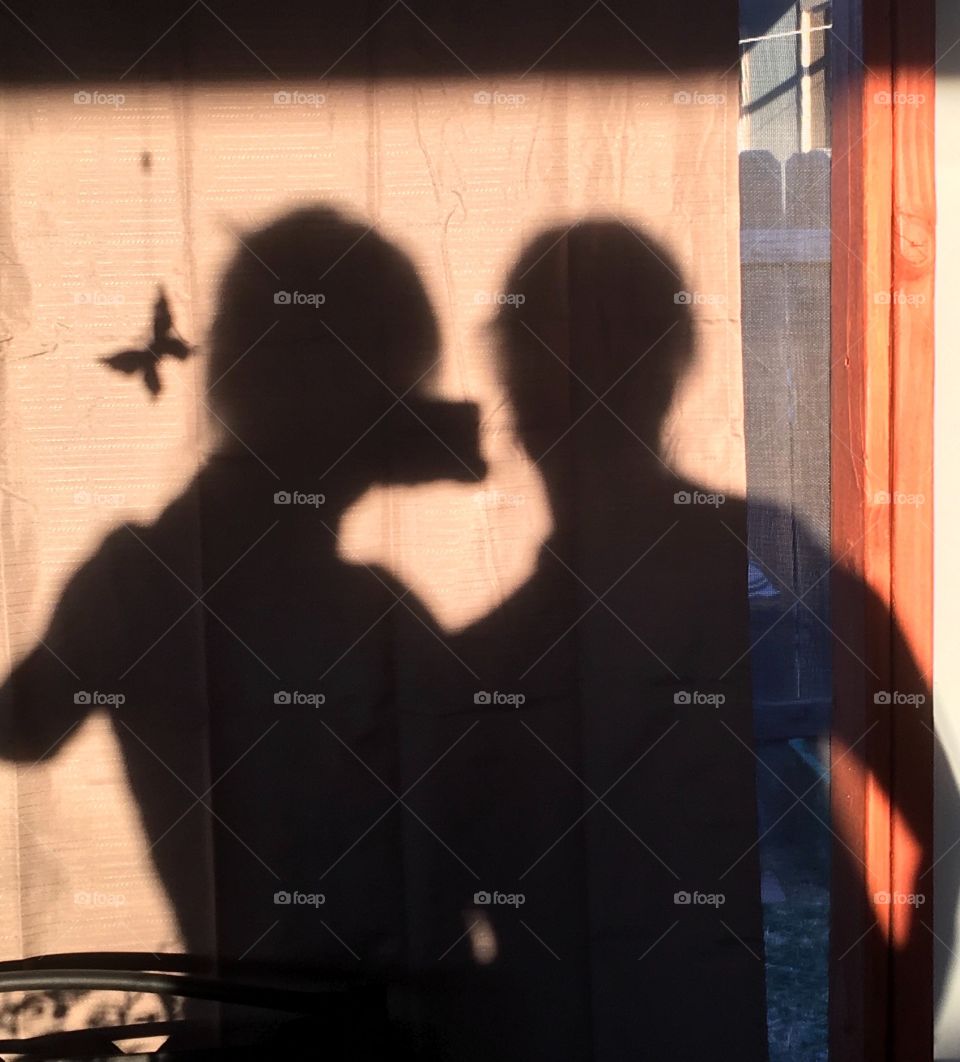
xmin=0 ymin=3 xmax=764 ymax=1057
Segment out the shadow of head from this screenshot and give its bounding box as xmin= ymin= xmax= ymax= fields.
xmin=207 ymin=206 xmax=484 ymax=487
xmin=494 ymin=218 xmax=695 ymax=470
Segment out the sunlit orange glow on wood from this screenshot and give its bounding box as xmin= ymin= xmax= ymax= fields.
xmin=830 ymin=0 xmax=934 ymax=1056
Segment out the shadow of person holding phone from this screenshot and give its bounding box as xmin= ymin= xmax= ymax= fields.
xmin=0 ymin=206 xmax=485 ymax=1054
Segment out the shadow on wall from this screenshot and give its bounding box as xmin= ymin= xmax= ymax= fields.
xmin=0 ymin=0 xmax=933 ymax=82
xmin=0 ymin=210 xmax=941 ymax=1060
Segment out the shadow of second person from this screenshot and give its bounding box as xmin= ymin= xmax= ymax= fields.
xmin=398 ymin=218 xmax=769 ymax=1062
xmin=401 ymin=217 xmax=936 ymax=1061
xmin=0 ymin=207 xmax=485 ymax=1010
